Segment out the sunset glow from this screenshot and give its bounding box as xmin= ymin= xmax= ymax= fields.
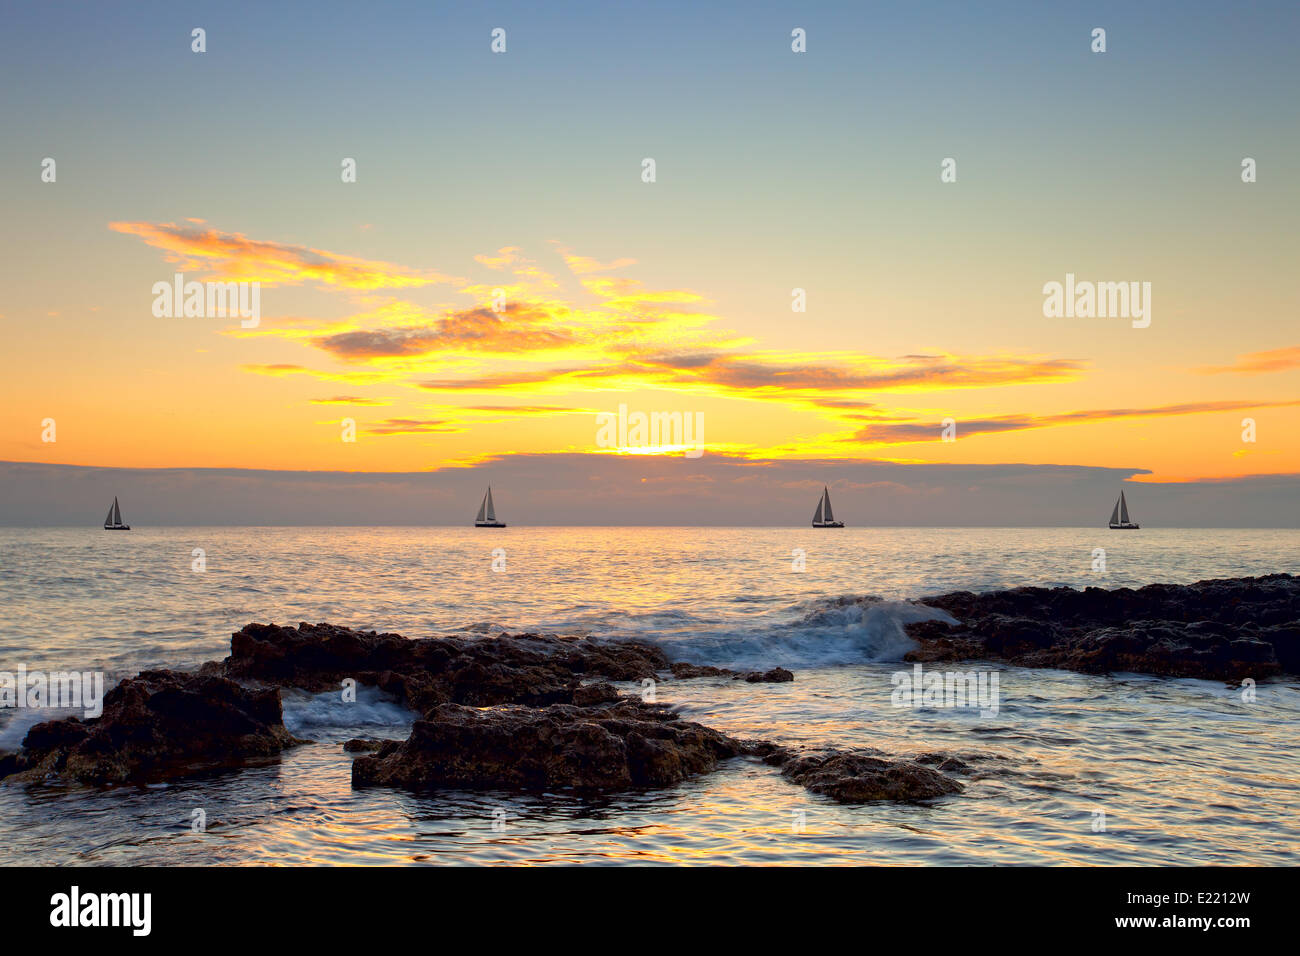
xmin=5 ymin=222 xmax=1296 ymax=483
xmin=2 ymin=1 xmax=1296 ymax=524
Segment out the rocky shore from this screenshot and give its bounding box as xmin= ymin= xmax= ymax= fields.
xmin=0 ymin=620 xmax=970 ymax=802
xmin=2 ymin=577 xmax=1291 ymax=808
xmin=351 ymin=699 xmax=775 ymax=791
xmin=0 ymin=671 xmax=304 ymax=784
xmin=210 ymin=621 xmax=673 ymax=711
xmin=907 ymin=573 xmax=1299 ymax=680
xmin=27 ymin=572 xmax=1290 ymax=796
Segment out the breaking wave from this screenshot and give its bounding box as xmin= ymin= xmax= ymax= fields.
xmin=280 ymin=685 xmax=418 ymax=735
xmin=634 ymin=596 xmax=956 ymax=671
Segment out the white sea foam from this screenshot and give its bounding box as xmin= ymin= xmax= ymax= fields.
xmin=0 ymin=707 xmax=83 ymax=750
xmin=280 ymin=685 xmax=418 ymax=734
xmin=640 ymin=598 xmax=957 ymax=670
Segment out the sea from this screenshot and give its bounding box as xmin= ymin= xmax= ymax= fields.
xmin=0 ymin=526 xmax=1297 ymax=865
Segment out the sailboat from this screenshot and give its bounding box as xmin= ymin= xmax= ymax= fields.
xmin=474 ymin=486 xmax=507 ymax=528
xmin=811 ymin=486 xmax=844 ymax=528
xmin=103 ymin=496 xmax=131 ymax=531
xmin=1108 ymin=490 xmax=1139 ymax=530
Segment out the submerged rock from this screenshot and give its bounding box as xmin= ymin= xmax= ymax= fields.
xmin=906 ymin=574 xmax=1300 ymax=680
xmin=779 ymin=749 xmax=964 ymax=803
xmin=0 ymin=670 xmax=304 ymax=785
xmin=744 ymin=667 xmax=794 ymax=683
xmin=670 ymin=663 xmax=795 ymax=683
xmin=669 ymin=662 xmax=738 ymax=679
xmin=352 ymin=699 xmax=767 ymax=792
xmin=342 ymin=738 xmax=386 ymax=753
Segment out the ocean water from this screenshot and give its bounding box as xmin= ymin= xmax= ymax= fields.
xmin=0 ymin=526 xmax=1297 ymax=866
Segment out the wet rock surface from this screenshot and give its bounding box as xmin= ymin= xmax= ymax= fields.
xmin=0 ymin=671 xmax=304 ymax=785
xmin=342 ymin=738 xmax=386 ymax=753
xmin=777 ymin=749 xmax=964 ymax=803
xmin=215 ymin=622 xmax=799 ymax=711
xmin=744 ymin=667 xmax=794 ymax=683
xmin=669 ymin=662 xmax=795 ymax=683
xmin=669 ymin=662 xmax=737 ymax=679
xmin=0 ymin=620 xmax=993 ymax=802
xmin=351 ymin=699 xmax=770 ymax=792
xmin=215 ymin=621 xmax=673 ymax=711
xmin=906 ymin=574 xmax=1299 ymax=680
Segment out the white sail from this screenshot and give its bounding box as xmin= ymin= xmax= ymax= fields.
xmin=485 ymin=487 xmax=496 ymax=522
xmin=1109 ymin=496 xmax=1121 ymax=525
xmin=1119 ymin=491 xmax=1130 ymax=525
xmin=813 ymin=493 xmax=824 ymax=524
xmin=112 ymin=498 xmax=122 ymax=526
xmin=105 ymin=503 xmax=116 ymax=526
xmin=822 ymin=487 xmax=834 ymax=523
xmin=475 ymin=492 xmax=488 ymax=523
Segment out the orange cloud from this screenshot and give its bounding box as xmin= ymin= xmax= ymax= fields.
xmin=242 ymin=363 xmax=391 ymax=385
xmin=309 ymin=396 xmax=392 ymax=406
xmin=362 ymin=418 xmax=464 ymax=436
xmin=1197 ymin=345 xmax=1300 ymax=375
xmin=461 ymin=405 xmax=585 ymax=415
xmin=849 ymin=399 xmax=1300 ymax=444
xmin=551 ymin=243 xmax=638 ymax=275
xmin=473 ymin=246 xmax=525 ymax=270
xmin=414 ymin=351 xmax=1084 ymax=399
xmin=110 ymin=221 xmax=458 ymax=289
xmin=313 ymin=302 xmax=574 ymax=360
xmin=633 ymin=352 xmax=1084 ymax=395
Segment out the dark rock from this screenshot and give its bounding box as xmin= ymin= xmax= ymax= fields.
xmin=742 ymin=667 xmax=794 ymax=683
xmin=778 ymin=750 xmax=963 ymax=803
xmin=914 ymin=752 xmax=973 ymax=775
xmin=352 ymin=699 xmax=767 ymax=792
xmin=0 ymin=670 xmax=304 ymax=785
xmin=911 ymin=751 xmax=1018 ymax=777
xmin=669 ymin=662 xmax=739 ymax=679
xmin=906 ymin=574 xmax=1299 ymax=680
xmin=1263 ymin=624 xmax=1300 ymax=671
xmin=216 ymin=622 xmax=671 ymax=711
xmin=22 ymin=717 xmax=92 ymax=752
xmin=756 ymin=743 xmax=796 ymax=766
xmin=342 ymin=738 xmax=386 ymax=753
xmin=571 ymin=680 xmax=620 ymax=706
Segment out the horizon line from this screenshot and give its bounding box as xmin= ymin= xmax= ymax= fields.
xmin=5 ymin=524 xmax=1300 ymax=531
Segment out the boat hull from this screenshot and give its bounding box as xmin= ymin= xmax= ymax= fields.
xmin=103 ymin=526 xmax=131 ymax=531
xmin=474 ymin=522 xmax=507 ymax=528
xmin=1108 ymin=523 xmax=1140 ymax=530
xmin=812 ymin=521 xmax=845 ymax=528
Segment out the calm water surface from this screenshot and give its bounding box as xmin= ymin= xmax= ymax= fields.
xmin=0 ymin=527 xmax=1297 ymax=865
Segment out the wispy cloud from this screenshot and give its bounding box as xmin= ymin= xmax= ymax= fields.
xmin=242 ymin=363 xmax=391 ymax=385
xmin=1197 ymin=345 xmax=1300 ymax=375
xmin=850 ymin=399 xmax=1300 ymax=444
xmin=414 ymin=351 xmax=1085 ymax=399
xmin=461 ymin=405 xmax=586 ymax=415
xmin=361 ymin=418 xmax=464 ymax=436
xmin=309 ymin=396 xmax=392 ymax=406
xmin=117 ymin=227 xmax=1296 ymax=477
xmin=110 ymin=220 xmax=459 ymax=289
xmin=551 ymin=242 xmax=638 ymax=275
xmin=313 ymin=302 xmax=574 ymax=360
xmin=473 ymin=246 xmax=525 ymax=270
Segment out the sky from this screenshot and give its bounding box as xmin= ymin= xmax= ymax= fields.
xmin=1 ymin=0 xmax=1297 ymax=525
